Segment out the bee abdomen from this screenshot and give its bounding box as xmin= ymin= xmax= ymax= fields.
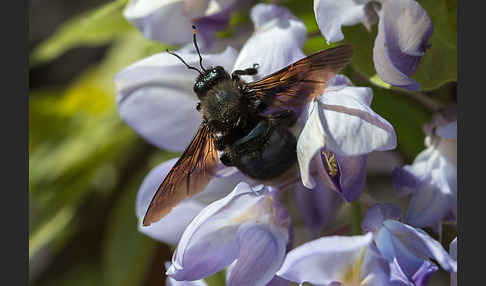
xmin=229 ymin=120 xmax=297 ymax=180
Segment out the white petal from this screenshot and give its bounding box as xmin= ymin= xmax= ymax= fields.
xmin=382 ymin=0 xmax=433 ymax=56
xmin=297 ymin=102 xmax=325 ymax=189
xmin=124 ymin=0 xmax=194 ymax=44
xmin=227 ymin=223 xmax=288 ymax=286
xmin=314 ymin=0 xmax=367 ymax=43
xmin=115 ymin=47 xmax=238 ymax=151
xmin=232 ymin=4 xmax=307 ymax=81
xmin=277 ymin=233 xmax=374 ymax=285
xmin=318 ymin=86 xmax=397 ymax=156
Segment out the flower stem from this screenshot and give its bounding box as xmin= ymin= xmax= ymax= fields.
xmin=350 ymin=201 xmax=363 ymax=235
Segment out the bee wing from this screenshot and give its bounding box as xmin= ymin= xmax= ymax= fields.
xmin=246 ymin=44 xmax=353 ymax=112
xmin=142 ymin=123 xmax=219 ymax=226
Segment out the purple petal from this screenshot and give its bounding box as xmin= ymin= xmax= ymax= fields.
xmin=232 ymin=4 xmax=306 ymax=81
xmin=411 ymin=260 xmax=438 ymax=286
xmin=373 ymin=0 xmax=433 ymax=90
xmin=389 ymin=259 xmax=415 ymax=286
xmin=266 ymin=276 xmax=290 ymax=286
xmin=294 ymin=175 xmax=343 ymax=238
xmin=393 ymin=146 xmax=436 ymax=196
xmin=115 ymin=47 xmax=238 ymax=152
xmin=383 ymin=220 xmax=457 ymax=273
xmin=406 ymin=179 xmax=452 ymax=228
xmin=436 ymin=121 xmax=457 ymax=140
xmin=193 ymin=1 xmax=237 ymax=48
xmin=362 ymin=203 xmax=403 ymax=233
xmin=375 ymin=226 xmax=426 ymax=279
xmin=393 ymin=144 xmax=457 ymax=228
xmin=392 ymin=166 xmax=421 ymax=197
xmin=313 ymin=0 xmax=367 ymax=43
xmin=227 ymin=223 xmax=288 ymax=286
xmin=276 ymin=233 xmax=374 ymax=285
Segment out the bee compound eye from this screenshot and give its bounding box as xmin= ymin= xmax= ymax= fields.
xmin=196 ymin=102 xmax=201 ymax=111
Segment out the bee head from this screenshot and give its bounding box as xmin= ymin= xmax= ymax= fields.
xmin=166 ymin=25 xmax=231 ymax=98
xmin=193 ymin=66 xmax=230 ymax=97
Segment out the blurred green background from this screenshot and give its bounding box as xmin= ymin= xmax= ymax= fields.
xmin=29 ymin=0 xmax=456 ymax=285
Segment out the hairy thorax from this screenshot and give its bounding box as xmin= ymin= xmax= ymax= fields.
xmin=200 ymin=80 xmax=247 ymax=132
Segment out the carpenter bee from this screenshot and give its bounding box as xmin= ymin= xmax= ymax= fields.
xmin=143 ymin=26 xmax=353 ymax=226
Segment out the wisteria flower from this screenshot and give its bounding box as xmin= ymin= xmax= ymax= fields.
xmin=277 ymin=232 xmax=393 ymax=285
xmin=450 ymin=237 xmax=457 ymax=286
xmin=166 ymin=182 xmax=291 ymax=286
xmin=297 ymin=74 xmax=397 ymax=201
xmin=314 ymin=0 xmax=433 ymax=90
xmin=362 ymin=203 xmax=457 ymax=285
xmin=392 ymin=116 xmax=457 ymax=229
xmin=123 ymin=0 xmax=238 ymax=48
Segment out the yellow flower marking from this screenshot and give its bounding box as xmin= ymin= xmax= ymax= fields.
xmin=341 ymin=249 xmax=367 ymax=286
xmin=322 ymin=151 xmax=338 ymax=177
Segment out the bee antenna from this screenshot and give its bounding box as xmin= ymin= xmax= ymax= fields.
xmin=192 ymin=25 xmax=206 ymax=72
xmin=167 ymin=49 xmax=203 ymax=75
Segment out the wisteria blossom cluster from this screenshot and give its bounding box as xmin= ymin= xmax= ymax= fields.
xmin=115 ymin=0 xmax=457 ymax=285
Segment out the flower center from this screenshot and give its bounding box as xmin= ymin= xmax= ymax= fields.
xmin=322 ymin=151 xmax=338 ymax=177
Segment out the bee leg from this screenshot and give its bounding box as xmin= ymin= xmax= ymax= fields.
xmin=268 ymin=110 xmax=297 ymax=127
xmin=231 ymin=63 xmax=259 ymax=80
xmin=220 ymin=151 xmax=234 ymax=166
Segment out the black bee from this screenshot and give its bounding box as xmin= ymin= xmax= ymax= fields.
xmin=143 ymin=26 xmax=353 ymax=226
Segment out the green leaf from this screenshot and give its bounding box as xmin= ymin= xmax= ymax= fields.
xmin=102 ymin=169 xmax=157 ymax=286
xmin=370 ymin=86 xmax=431 ymax=161
xmin=38 ymin=263 xmax=103 ymax=286
xmin=30 ymin=0 xmax=133 ymax=67
xmin=204 ymin=270 xmax=227 ymax=286
xmin=412 ymin=0 xmax=457 ymax=90
xmin=342 ymin=25 xmax=378 ymax=79
xmin=29 ymin=32 xmax=169 ymax=259
xmin=29 ymin=206 xmax=75 ymax=259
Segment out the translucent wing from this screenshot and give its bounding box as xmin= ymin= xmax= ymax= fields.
xmin=142 ymin=123 xmax=219 ymax=226
xmin=246 ymin=45 xmax=353 ymax=114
